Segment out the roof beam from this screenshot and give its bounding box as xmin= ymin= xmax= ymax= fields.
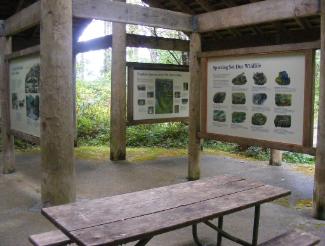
xmin=72 ymin=0 xmax=193 ymax=32
xmin=4 ymin=1 xmax=40 ymax=36
xmin=196 ymin=0 xmax=320 ymax=33
xmin=75 ymin=34 xmax=189 ymax=54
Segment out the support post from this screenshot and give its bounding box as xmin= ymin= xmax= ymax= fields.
xmin=110 ymin=0 xmax=127 ymax=161
xmin=313 ymin=0 xmax=325 ymax=220
xmin=188 ymin=32 xmax=201 ymax=180
xmin=40 ymin=0 xmax=76 ymax=205
xmin=0 ymin=29 xmax=15 ymax=174
xmin=269 ymin=149 xmax=282 ymax=166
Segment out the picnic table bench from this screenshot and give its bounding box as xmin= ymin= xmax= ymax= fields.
xmin=29 ymin=175 xmax=319 ymax=246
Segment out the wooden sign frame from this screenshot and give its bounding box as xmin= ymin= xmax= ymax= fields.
xmin=127 ymin=62 xmax=189 ymax=125
xmin=199 ymin=47 xmax=316 ymax=155
xmin=6 ymin=45 xmax=41 ymax=144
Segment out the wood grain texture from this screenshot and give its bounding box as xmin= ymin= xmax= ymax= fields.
xmin=0 ymin=37 xmax=16 ymax=174
xmin=197 ymin=0 xmax=320 ymax=33
xmin=313 ymin=0 xmax=325 ymax=220
xmin=269 ymin=150 xmax=282 ymax=166
xmin=72 ymin=0 xmax=193 ymax=32
xmin=10 ymin=129 xmax=40 ymax=145
xmin=42 ymin=176 xmax=290 ymax=246
xmin=29 ymin=230 xmax=70 ymax=246
xmin=69 ymin=185 xmax=290 ymax=246
xmin=42 ymin=176 xmax=243 ymax=231
xmin=76 ymin=34 xmax=189 ymax=54
xmin=188 ymin=32 xmax=202 ymax=180
xmin=5 ymin=45 xmax=39 ymax=60
xmin=40 ymin=0 xmax=76 ymax=206
xmin=199 ymin=41 xmax=320 ymax=58
xmin=110 ymin=0 xmax=127 ymax=161
xmin=259 ymin=229 xmax=320 ymax=246
xmin=4 ymin=1 xmax=40 ymax=36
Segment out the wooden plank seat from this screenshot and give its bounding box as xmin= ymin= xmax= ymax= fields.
xmin=29 ymin=228 xmax=321 ymax=246
xmin=29 ymin=230 xmax=71 ymax=246
xmin=259 ymin=229 xmax=320 ymax=246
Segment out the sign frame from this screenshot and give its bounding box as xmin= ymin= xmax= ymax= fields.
xmin=199 ymin=47 xmax=315 ymax=155
xmin=6 ymin=45 xmax=40 ymax=144
xmin=127 ymin=62 xmax=189 ymax=125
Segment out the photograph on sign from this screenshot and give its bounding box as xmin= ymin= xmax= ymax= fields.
xmin=204 ymin=52 xmax=311 ymax=147
xmin=129 ymin=65 xmax=190 ymax=123
xmin=10 ymin=55 xmax=40 ymax=138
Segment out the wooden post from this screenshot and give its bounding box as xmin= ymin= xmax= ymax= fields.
xmin=313 ymin=0 xmax=325 ymax=220
xmin=188 ymin=32 xmax=201 ymax=180
xmin=269 ymin=149 xmax=282 ymax=166
xmin=110 ymin=0 xmax=127 ymax=161
xmin=0 ymin=30 xmax=15 ymax=174
xmin=40 ymin=0 xmax=76 ymax=205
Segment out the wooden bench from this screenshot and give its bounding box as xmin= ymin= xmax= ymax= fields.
xmin=29 ymin=230 xmax=71 ymax=246
xmin=260 ymin=229 xmax=320 ymax=246
xmin=30 ymin=228 xmax=320 ymax=246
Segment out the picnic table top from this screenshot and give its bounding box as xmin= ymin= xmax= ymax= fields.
xmin=42 ymin=175 xmax=290 ymax=246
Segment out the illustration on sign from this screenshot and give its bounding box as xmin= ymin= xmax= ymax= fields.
xmin=206 ymin=53 xmax=306 ymax=145
xmin=132 ymin=69 xmax=189 ymax=121
xmin=10 ymin=55 xmax=40 ymax=137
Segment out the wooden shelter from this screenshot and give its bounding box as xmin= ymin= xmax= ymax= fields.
xmin=0 ymin=0 xmax=324 ymax=220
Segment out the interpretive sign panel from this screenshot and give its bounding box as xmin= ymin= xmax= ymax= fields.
xmin=201 ymin=50 xmax=314 ymax=153
xmin=127 ymin=63 xmax=189 ymax=124
xmin=10 ymin=55 xmax=40 ymax=138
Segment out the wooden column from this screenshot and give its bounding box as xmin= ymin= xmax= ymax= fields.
xmin=0 ymin=33 xmax=16 ymax=174
xmin=313 ymin=0 xmax=325 ymax=220
xmin=188 ymin=32 xmax=201 ymax=180
xmin=110 ymin=0 xmax=127 ymax=161
xmin=40 ymin=0 xmax=75 ymax=205
xmin=269 ymin=149 xmax=282 ymax=166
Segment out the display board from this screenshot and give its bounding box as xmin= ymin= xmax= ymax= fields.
xmin=201 ymin=50 xmax=314 ymax=153
xmin=127 ymin=63 xmax=189 ymax=124
xmin=9 ymin=54 xmax=40 ymax=138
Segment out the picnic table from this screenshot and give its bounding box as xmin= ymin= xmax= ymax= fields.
xmin=40 ymin=175 xmax=291 ymax=246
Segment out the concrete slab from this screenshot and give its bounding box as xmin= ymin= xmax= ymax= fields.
xmin=0 ymin=152 xmax=324 ymax=246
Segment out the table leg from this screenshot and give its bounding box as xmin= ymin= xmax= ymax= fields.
xmin=252 ymin=205 xmax=261 ymax=246
xmin=135 ymin=237 xmax=153 ymax=246
xmin=217 ymin=216 xmax=223 ymax=246
xmin=192 ymin=224 xmax=203 ymax=246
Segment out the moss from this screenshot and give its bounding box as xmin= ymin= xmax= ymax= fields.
xmin=295 ymin=199 xmax=313 ymax=210
xmin=292 ymin=165 xmax=315 ymax=176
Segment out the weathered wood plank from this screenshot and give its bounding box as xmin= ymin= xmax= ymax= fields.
xmin=199 ymin=41 xmax=320 ymax=58
xmin=0 ymin=36 xmax=16 ymax=174
xmin=188 ymin=32 xmax=202 ymax=180
xmin=270 ymin=149 xmax=282 ymax=166
xmin=10 ymin=129 xmax=40 ymax=145
xmin=259 ymin=229 xmax=320 ymax=246
xmin=5 ymin=45 xmax=40 ymax=60
xmin=69 ymin=185 xmax=290 ymax=246
xmin=75 ymin=34 xmax=189 ymax=53
xmin=4 ymin=1 xmax=40 ymax=36
xmin=29 ymin=230 xmax=71 ymax=246
xmin=42 ymin=176 xmax=245 ymax=231
xmin=110 ymin=0 xmax=127 ymax=161
xmin=40 ymin=0 xmax=76 ymax=205
xmin=196 ymin=0 xmax=320 ymax=33
xmin=313 ymin=0 xmax=325 ymax=220
xmin=72 ymin=0 xmax=193 ymax=32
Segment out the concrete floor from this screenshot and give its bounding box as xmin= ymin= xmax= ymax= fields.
xmin=0 ymin=152 xmax=325 ymax=246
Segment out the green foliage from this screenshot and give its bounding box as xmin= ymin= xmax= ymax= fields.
xmin=77 ymin=79 xmax=111 ymax=145
xmin=127 ymin=123 xmax=188 ymax=148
